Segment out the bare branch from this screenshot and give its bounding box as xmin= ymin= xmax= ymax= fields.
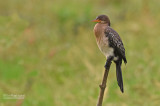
xmin=97 ymin=61 xmax=112 ymax=106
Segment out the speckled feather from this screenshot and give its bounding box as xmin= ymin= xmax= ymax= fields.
xmin=105 ymin=27 xmax=127 ymax=64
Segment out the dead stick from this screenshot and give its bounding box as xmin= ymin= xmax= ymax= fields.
xmin=97 ymin=61 xmax=112 ymax=106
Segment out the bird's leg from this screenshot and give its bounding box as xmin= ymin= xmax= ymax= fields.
xmin=104 ymin=56 xmax=113 ymax=70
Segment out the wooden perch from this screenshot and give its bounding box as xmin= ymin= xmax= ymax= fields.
xmin=97 ymin=60 xmax=112 ymax=106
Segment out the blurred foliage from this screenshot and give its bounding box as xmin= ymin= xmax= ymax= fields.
xmin=0 ymin=0 xmax=160 ymax=105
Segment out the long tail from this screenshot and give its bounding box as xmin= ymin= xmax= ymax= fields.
xmin=116 ymin=62 xmax=124 ymax=93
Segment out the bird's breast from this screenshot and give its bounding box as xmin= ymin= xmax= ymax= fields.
xmin=93 ymin=23 xmax=114 ymax=58
xmin=97 ymin=35 xmax=114 ymax=58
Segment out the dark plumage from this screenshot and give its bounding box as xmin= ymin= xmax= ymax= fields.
xmin=105 ymin=27 xmax=127 ymax=64
xmin=93 ymin=15 xmax=127 ymax=93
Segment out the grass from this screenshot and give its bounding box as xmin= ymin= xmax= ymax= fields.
xmin=0 ymin=0 xmax=160 ymax=105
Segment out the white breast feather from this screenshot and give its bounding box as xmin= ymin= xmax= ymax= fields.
xmin=97 ymin=33 xmax=114 ymax=58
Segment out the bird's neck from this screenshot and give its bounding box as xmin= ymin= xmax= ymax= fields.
xmin=94 ymin=23 xmax=108 ymax=38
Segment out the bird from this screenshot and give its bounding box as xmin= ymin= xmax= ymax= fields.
xmin=92 ymin=15 xmax=127 ymax=93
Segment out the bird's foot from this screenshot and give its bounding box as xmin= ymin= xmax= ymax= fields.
xmin=104 ymin=63 xmax=111 ymax=70
xmin=104 ymin=56 xmax=114 ymax=70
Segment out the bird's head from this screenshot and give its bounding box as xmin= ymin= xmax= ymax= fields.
xmin=92 ymin=15 xmax=110 ymax=26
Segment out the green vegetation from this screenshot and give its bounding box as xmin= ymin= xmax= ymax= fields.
xmin=0 ymin=0 xmax=160 ymax=105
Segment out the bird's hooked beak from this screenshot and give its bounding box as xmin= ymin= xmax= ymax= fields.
xmin=92 ymin=19 xmax=101 ymax=23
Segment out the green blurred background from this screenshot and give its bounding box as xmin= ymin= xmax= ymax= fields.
xmin=0 ymin=0 xmax=160 ymax=105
